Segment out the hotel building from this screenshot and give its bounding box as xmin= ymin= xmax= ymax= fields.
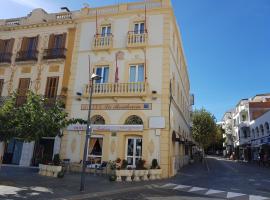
xmin=61 ymin=0 xmax=193 ymax=178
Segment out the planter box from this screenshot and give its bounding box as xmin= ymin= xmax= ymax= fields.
xmin=39 ymin=164 xmax=62 ymax=177
xmin=115 ymin=169 xmax=133 ymax=182
xmin=134 ymin=170 xmax=148 ymax=181
xmin=149 ymin=169 xmax=162 ymax=180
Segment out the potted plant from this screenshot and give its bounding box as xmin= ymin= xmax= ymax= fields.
xmin=120 ymin=159 xmax=133 ymax=181
xmin=134 ymin=159 xmax=148 ymax=181
xmin=115 ymin=158 xmax=122 ymax=182
xmin=149 ymin=159 xmax=162 ymax=180
xmin=39 ymin=154 xmax=63 ymax=178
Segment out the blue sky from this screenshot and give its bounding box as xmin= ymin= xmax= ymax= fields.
xmin=1 ymin=0 xmax=270 ymax=121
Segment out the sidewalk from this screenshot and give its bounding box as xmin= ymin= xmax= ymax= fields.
xmin=0 ymin=165 xmax=167 ymax=200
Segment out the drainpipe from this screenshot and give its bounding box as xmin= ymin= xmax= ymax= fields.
xmin=168 ymin=79 xmax=172 ymax=176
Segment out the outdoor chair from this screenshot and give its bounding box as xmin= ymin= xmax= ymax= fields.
xmin=96 ymin=161 xmax=108 ymax=176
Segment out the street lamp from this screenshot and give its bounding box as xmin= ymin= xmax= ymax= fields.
xmin=80 ymin=73 xmax=101 ymax=191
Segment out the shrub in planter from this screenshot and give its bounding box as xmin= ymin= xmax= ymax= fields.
xmin=53 ymin=154 xmax=61 ymax=166
xmin=57 ymin=171 xmax=65 ymax=178
xmin=109 ymin=174 xmax=117 ymax=182
xmin=149 ymin=159 xmax=162 ymax=180
xmin=134 ymin=159 xmax=148 ymax=181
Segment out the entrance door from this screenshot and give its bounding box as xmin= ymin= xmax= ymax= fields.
xmin=126 ymin=137 xmax=142 ymax=167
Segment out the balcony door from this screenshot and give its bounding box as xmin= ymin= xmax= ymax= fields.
xmin=0 ymin=79 xmax=3 ymax=97
xmin=45 ymin=76 xmax=59 ymax=99
xmin=17 ymin=78 xmax=30 ymax=106
xmin=101 ymin=25 xmax=111 ymax=37
xmin=129 ymin=64 xmax=144 ymax=82
xmin=126 ymin=137 xmax=142 ymax=167
xmin=134 ymin=22 xmax=145 ymax=34
xmin=95 ymin=66 xmax=109 ymax=84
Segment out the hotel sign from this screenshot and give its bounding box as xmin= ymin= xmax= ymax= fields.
xmin=81 ymin=103 xmax=152 ymax=110
xmin=67 ymin=124 xmax=144 ymax=132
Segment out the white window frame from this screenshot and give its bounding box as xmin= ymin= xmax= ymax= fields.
xmin=125 ymin=136 xmax=143 ymax=168
xmin=87 ymin=135 xmax=103 ymax=168
xmin=129 ymin=64 xmax=144 ymax=82
xmin=95 ymin=66 xmax=109 ymax=83
xmin=101 ymin=25 xmax=111 ymax=36
xmin=134 ymin=22 xmax=145 ymax=34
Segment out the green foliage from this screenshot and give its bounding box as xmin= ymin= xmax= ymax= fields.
xmin=191 ymin=108 xmax=217 ymax=149
xmin=53 ymin=154 xmax=61 ymax=166
xmin=109 ymin=174 xmax=117 ymax=181
xmin=0 ymin=91 xmax=69 ymax=142
xmin=57 ymin=171 xmax=65 ymax=178
xmin=120 ymin=159 xmax=128 ymax=169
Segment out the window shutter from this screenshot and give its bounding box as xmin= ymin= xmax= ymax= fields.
xmin=61 ymin=33 xmax=67 ymax=48
xmin=18 ymin=78 xmax=30 ymax=96
xmin=45 ymin=76 xmax=59 ymax=98
xmin=0 ymin=40 xmax=5 ymax=53
xmin=32 ymin=35 xmax=39 ymax=50
xmin=48 ymin=34 xmax=55 ymax=49
xmin=6 ymin=38 xmax=15 ymax=53
xmin=0 ymin=79 xmax=4 ymax=96
xmin=21 ymin=37 xmax=29 ymax=52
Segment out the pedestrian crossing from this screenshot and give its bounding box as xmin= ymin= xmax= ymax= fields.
xmin=160 ymin=183 xmax=270 ymax=200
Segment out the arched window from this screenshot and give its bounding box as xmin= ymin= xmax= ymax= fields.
xmin=265 ymin=122 xmax=270 ymax=133
xmin=256 ymin=127 xmax=259 ymax=137
xmin=90 ymin=115 xmax=105 ymax=125
xmin=124 ymin=115 xmax=143 ymax=125
xmin=260 ymin=124 xmax=264 ymax=136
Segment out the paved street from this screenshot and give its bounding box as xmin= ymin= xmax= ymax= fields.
xmin=1 ymin=156 xmax=270 ymax=200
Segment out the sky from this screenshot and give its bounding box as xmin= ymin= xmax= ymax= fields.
xmin=0 ymin=0 xmax=270 ymax=121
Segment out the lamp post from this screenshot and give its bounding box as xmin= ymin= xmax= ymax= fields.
xmin=80 ymin=73 xmax=101 ymax=191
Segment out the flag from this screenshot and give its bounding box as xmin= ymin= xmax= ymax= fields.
xmin=115 ymin=52 xmax=119 ymax=83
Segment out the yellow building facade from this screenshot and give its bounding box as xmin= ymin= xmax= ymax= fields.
xmin=0 ymin=8 xmax=76 ymax=166
xmin=60 ymin=0 xmax=193 ymax=178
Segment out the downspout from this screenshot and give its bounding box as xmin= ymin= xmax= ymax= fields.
xmin=168 ymin=79 xmax=172 ymax=176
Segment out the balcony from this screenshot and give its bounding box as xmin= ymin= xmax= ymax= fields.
xmin=127 ymin=31 xmax=148 ymax=48
xmin=0 ymin=53 xmax=12 ymax=64
xmin=92 ymin=34 xmax=113 ymax=51
xmin=43 ymin=48 xmax=67 ymax=60
xmin=83 ymin=82 xmax=148 ymax=98
xmin=16 ymin=50 xmax=38 ymax=62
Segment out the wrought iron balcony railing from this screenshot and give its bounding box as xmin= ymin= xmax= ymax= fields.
xmin=43 ymin=48 xmax=67 ymax=60
xmin=127 ymin=31 xmax=148 ymax=48
xmin=83 ymin=82 xmax=148 ymax=98
xmin=92 ymin=34 xmax=113 ymax=50
xmin=0 ymin=53 xmax=12 ymax=64
xmin=16 ymin=50 xmax=38 ymax=62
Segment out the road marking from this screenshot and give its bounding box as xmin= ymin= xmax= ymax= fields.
xmin=205 ymin=189 xmax=225 ymax=195
xmin=226 ymin=192 xmax=246 ymax=198
xmin=188 ymin=187 xmax=207 ymax=192
xmin=173 ymin=185 xmax=190 ymax=190
xmin=161 ymin=183 xmax=177 ymax=188
xmin=249 ymin=195 xmax=270 ymax=200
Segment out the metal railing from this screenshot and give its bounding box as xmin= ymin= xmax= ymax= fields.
xmin=83 ymin=82 xmax=148 ymax=97
xmin=127 ymin=31 xmax=148 ymax=47
xmin=16 ymin=50 xmax=38 ymax=62
xmin=43 ymin=48 xmax=67 ymax=59
xmin=0 ymin=53 xmax=12 ymax=63
xmin=93 ymin=34 xmax=113 ymax=50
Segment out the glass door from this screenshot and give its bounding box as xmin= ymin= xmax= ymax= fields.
xmin=126 ymin=137 xmax=142 ymax=167
xmin=134 ymin=22 xmax=145 ymax=34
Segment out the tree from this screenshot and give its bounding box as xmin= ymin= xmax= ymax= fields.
xmin=191 ymin=108 xmax=217 ymax=150
xmin=0 ymin=91 xmax=69 ymax=142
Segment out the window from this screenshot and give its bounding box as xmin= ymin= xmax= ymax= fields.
xmin=129 ymin=64 xmax=144 ymax=82
xmin=87 ymin=136 xmax=103 ymax=166
xmin=45 ymin=33 xmax=67 ymax=59
xmin=90 ymin=115 xmax=105 ymax=125
xmin=16 ymin=78 xmax=30 ymax=106
xmin=0 ymin=39 xmax=14 ymax=63
xmin=101 ymin=25 xmax=111 ymax=36
xmin=125 ymin=115 xmax=143 ymax=125
xmin=126 ymin=137 xmax=142 ymax=167
xmin=95 ymin=66 xmax=109 ymax=83
xmin=17 ymin=36 xmax=38 ymax=61
xmin=45 ymin=76 xmax=59 ymax=99
xmin=134 ymin=22 xmax=145 ymax=34
xmin=256 ymin=127 xmax=259 ymax=137
xmin=0 ymin=79 xmax=4 ymax=96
